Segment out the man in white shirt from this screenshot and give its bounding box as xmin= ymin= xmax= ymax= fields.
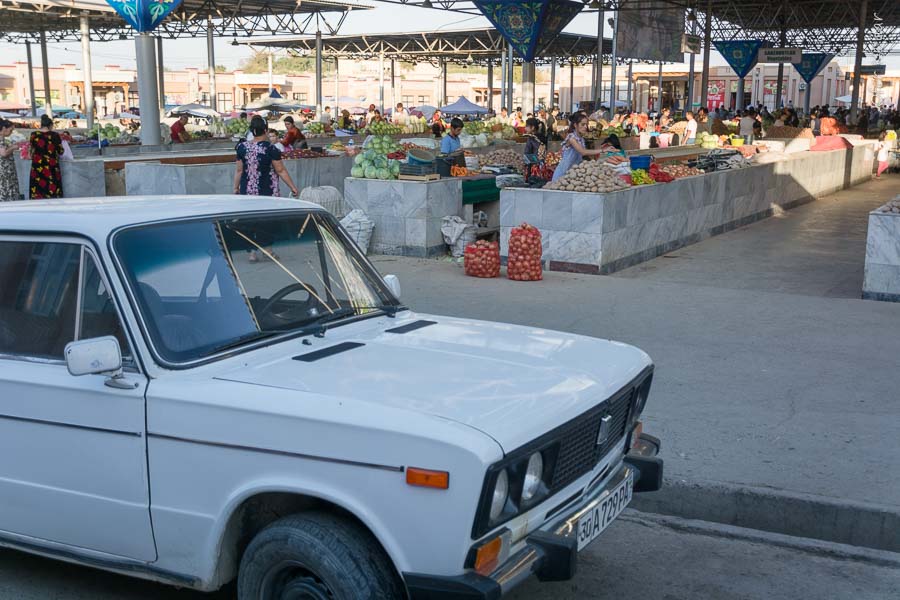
xmin=393 ymin=102 xmax=409 ymax=126
xmin=683 ymin=111 xmax=698 ymax=145
xmin=319 ymin=106 xmax=332 ymax=124
xmin=739 ymin=109 xmax=756 ymax=144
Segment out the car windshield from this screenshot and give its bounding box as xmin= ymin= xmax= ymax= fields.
xmin=114 ymin=210 xmax=396 ymax=363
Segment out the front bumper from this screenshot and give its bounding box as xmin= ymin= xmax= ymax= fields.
xmin=405 ymin=433 xmax=662 ymax=600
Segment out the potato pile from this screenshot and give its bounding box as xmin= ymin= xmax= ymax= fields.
xmin=879 ymin=199 xmax=900 ymax=214
xmin=661 ymin=164 xmax=704 ymax=178
xmin=481 ymin=148 xmax=523 ymax=173
xmin=464 ymin=240 xmax=501 ymax=278
xmin=543 ymin=161 xmax=631 ymax=193
xmin=667 ymin=121 xmax=688 ymax=136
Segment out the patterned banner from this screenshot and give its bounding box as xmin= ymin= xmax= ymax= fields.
xmin=792 ymin=53 xmax=834 ymax=84
xmin=713 ymin=40 xmax=768 ymax=79
xmin=105 ymin=0 xmax=182 ymax=32
xmin=474 ymin=0 xmax=582 ymax=62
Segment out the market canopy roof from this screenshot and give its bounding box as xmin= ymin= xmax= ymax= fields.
xmin=439 ymin=96 xmax=488 ymax=114
xmin=241 ymin=28 xmax=614 ymax=65
xmin=0 ymin=0 xmax=373 ymax=43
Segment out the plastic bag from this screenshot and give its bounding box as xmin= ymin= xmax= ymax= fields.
xmin=464 ymin=240 xmax=500 ymax=278
xmin=507 ymin=223 xmax=542 ymax=281
xmin=459 ymin=132 xmax=475 ymax=149
xmin=340 ymin=209 xmax=375 ymax=254
xmin=441 ymin=215 xmax=477 ymax=257
xmin=299 ymin=186 xmax=343 ymax=216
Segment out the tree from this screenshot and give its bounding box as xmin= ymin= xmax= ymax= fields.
xmin=239 ymin=51 xmax=334 ymax=75
xmin=215 ymin=65 xmax=228 ymax=73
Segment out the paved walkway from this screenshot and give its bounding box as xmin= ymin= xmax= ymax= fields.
xmin=614 ymin=174 xmax=900 ymax=298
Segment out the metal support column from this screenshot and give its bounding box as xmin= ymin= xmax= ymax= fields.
xmin=25 ymin=42 xmax=37 ymax=116
xmin=849 ymin=0 xmax=867 ymax=124
xmin=626 ymin=61 xmax=633 ymax=109
xmin=39 ymin=30 xmax=52 ymax=114
xmin=267 ymin=53 xmax=274 ymax=95
xmin=804 ymin=80 xmax=812 ymax=118
xmin=487 ymin=61 xmax=494 ymax=112
xmin=699 ymin=0 xmax=712 ymax=111
xmin=80 ymin=15 xmax=94 ymax=130
xmin=500 ymin=46 xmax=507 ymax=111
xmin=507 ymin=45 xmax=514 ymax=108
xmin=441 ymin=58 xmax=448 ymax=106
xmin=569 ymin=61 xmax=574 ymax=112
xmin=390 ymin=59 xmax=396 ymax=110
xmin=378 ymin=45 xmax=385 ymax=114
xmin=597 ymin=7 xmax=604 ymax=103
xmin=316 ymin=30 xmax=324 ymax=116
xmin=157 ymin=36 xmax=165 ymax=113
xmin=549 ymin=59 xmax=556 ymax=109
xmin=522 ymin=61 xmax=535 ymax=114
xmin=206 ymin=17 xmax=217 ymax=111
xmin=609 ymin=11 xmax=618 ymax=110
xmin=657 ymin=61 xmax=663 ymax=111
xmin=737 ymin=77 xmax=745 ymax=111
xmin=134 ymin=33 xmax=161 ymax=145
xmin=775 ymin=25 xmax=786 ymax=109
xmin=334 ymin=58 xmax=339 ymax=115
xmin=687 ymin=16 xmax=697 ymax=111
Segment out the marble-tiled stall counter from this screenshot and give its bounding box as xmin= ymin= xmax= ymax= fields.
xmin=343 ymin=177 xmax=463 ymax=256
xmin=863 ymin=199 xmax=900 ymax=302
xmin=15 ymin=157 xmax=106 ymax=199
xmin=501 ymin=143 xmax=878 ymax=274
xmin=125 ymin=155 xmax=356 ymax=197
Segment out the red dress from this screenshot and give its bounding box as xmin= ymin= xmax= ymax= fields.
xmin=29 ymin=130 xmax=64 ymax=199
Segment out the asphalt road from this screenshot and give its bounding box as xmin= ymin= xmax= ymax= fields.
xmin=1 ymin=513 xmax=897 ymax=599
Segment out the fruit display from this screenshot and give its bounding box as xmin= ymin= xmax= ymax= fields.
xmin=304 ymin=121 xmax=326 ymax=135
xmin=350 ymin=148 xmax=401 ymax=180
xmin=365 ymin=121 xmax=402 ymax=135
xmin=661 ymin=164 xmax=704 ymax=179
xmin=464 ymin=240 xmax=501 ymax=278
xmin=88 ymin=123 xmax=122 ymax=142
xmin=631 ymin=169 xmax=655 ymax=185
xmin=226 ymin=118 xmax=249 ymax=136
xmin=192 ymin=130 xmax=213 ymax=140
xmin=698 ymin=131 xmax=719 ymax=149
xmin=282 ymin=148 xmax=324 ymax=159
xmin=507 ymin=223 xmax=542 ymax=281
xmin=647 ymin=163 xmax=674 ymax=183
xmin=765 ymin=126 xmax=814 ymax=139
xmin=543 ymin=161 xmax=631 ymax=193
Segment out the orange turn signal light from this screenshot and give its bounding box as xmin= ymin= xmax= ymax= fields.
xmin=631 ymin=421 xmax=643 ymax=448
xmin=474 ymin=536 xmax=503 ymax=575
xmin=406 ymin=467 xmax=449 ymax=490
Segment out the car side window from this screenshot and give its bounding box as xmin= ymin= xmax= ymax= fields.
xmin=0 ymin=241 xmax=80 ymax=359
xmin=79 ymin=253 xmax=132 ymax=359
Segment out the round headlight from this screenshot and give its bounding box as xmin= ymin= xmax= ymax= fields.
xmin=489 ymin=469 xmax=509 ymax=521
xmin=521 ymin=452 xmax=544 ymax=502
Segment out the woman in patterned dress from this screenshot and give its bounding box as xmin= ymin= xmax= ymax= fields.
xmin=0 ymin=119 xmax=21 ymax=201
xmin=28 ymin=115 xmax=64 ymax=199
xmin=233 ymin=115 xmax=299 ymax=262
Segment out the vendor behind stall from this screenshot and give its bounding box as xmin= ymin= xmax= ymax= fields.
xmin=170 ymin=114 xmax=189 ymax=143
xmin=551 ymin=112 xmax=607 ymax=182
xmin=281 ymin=116 xmax=306 ymax=149
xmin=440 ymin=118 xmax=464 ymax=154
xmin=523 ymin=117 xmax=547 ymax=158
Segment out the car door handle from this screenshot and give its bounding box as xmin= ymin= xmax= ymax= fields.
xmin=104 ymin=374 xmax=141 ymax=390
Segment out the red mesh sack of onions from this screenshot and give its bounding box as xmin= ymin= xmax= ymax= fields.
xmin=507 ymin=223 xmax=543 ymax=281
xmin=464 ymin=240 xmax=501 ymax=278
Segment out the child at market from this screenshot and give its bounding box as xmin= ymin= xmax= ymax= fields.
xmin=683 ymin=111 xmax=697 ymax=145
xmin=875 ymin=131 xmax=890 ymax=179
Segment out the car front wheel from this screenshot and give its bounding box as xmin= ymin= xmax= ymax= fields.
xmin=237 ymin=511 xmax=403 ymax=600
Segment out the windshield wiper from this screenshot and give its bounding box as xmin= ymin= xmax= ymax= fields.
xmin=301 ymin=304 xmax=407 ymax=337
xmin=208 ymin=331 xmax=280 ymax=355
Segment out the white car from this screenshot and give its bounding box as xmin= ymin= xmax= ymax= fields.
xmin=0 ymin=197 xmax=662 ymax=599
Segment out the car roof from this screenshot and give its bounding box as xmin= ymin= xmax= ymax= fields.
xmin=0 ymin=196 xmax=325 ymax=239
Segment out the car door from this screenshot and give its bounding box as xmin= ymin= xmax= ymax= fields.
xmin=0 ymin=236 xmax=156 ymax=561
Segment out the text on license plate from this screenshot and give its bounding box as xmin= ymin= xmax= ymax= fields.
xmin=576 ymin=473 xmax=633 ymax=551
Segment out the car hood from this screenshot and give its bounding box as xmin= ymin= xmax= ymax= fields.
xmin=217 ymin=312 xmax=652 ymax=451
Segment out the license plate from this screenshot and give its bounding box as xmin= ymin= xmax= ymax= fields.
xmin=576 ymin=473 xmax=633 ymax=551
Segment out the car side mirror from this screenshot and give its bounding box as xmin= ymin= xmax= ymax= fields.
xmin=383 ymin=274 xmax=401 ymax=300
xmin=65 ymin=336 xmax=123 ymax=377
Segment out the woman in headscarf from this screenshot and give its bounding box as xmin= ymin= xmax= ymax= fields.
xmin=28 ymin=114 xmax=64 ymax=199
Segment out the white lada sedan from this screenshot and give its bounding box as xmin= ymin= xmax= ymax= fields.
xmin=0 ymin=197 xmax=662 ymax=599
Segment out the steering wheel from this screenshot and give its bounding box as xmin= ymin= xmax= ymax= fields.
xmin=257 ymin=282 xmax=325 ymax=323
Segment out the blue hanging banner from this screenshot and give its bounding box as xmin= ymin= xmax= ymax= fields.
xmin=792 ymin=53 xmax=834 ymax=84
xmin=474 ymin=0 xmax=583 ymax=62
xmin=105 ymin=0 xmax=182 ymax=33
xmin=713 ymin=40 xmax=768 ymax=79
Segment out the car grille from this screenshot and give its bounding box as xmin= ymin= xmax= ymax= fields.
xmin=549 ymin=387 xmax=635 ymax=492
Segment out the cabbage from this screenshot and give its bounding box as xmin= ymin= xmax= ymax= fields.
xmin=354 ymin=153 xmax=366 ymax=165
xmin=377 ymin=168 xmax=390 ymax=179
xmin=391 ymin=162 xmax=400 ymax=176
xmin=365 ymin=165 xmax=377 ymax=179
xmin=351 ymin=166 xmax=364 ymax=178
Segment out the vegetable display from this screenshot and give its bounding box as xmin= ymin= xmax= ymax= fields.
xmin=507 ymin=223 xmax=543 ymax=281
xmin=88 ymin=123 xmax=122 ymax=142
xmin=543 ymin=161 xmax=631 ymax=193
xmin=464 ymin=240 xmax=501 ymax=278
xmin=698 ymin=131 xmax=719 ymax=149
xmin=305 ymin=122 xmax=326 ymax=135
xmin=365 ymin=121 xmax=403 ymax=135
xmin=631 ymin=169 xmax=655 ymax=185
xmin=647 ymin=164 xmax=674 ymax=183
xmin=350 ymin=138 xmax=402 ymax=180
xmin=661 ymin=164 xmax=704 ymax=179
xmin=463 ymin=121 xmax=488 ymax=136
xmin=225 ymin=119 xmax=249 ymax=136
xmin=764 ymin=126 xmax=814 ymax=139
xmin=480 ymin=148 xmax=523 ymax=173
xmin=282 ymin=148 xmax=325 ymax=159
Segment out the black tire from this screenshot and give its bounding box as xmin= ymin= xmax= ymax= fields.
xmin=237 ymin=511 xmax=404 ymax=600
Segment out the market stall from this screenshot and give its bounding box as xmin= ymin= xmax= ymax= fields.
xmin=863 ymin=195 xmax=900 ymax=303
